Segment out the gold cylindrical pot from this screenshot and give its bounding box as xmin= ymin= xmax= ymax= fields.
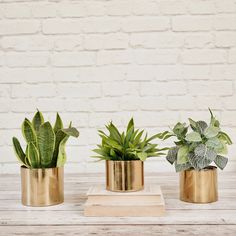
xmin=106 ymin=160 xmax=144 ymax=192
xmin=21 ymin=166 xmax=64 ymax=207
xmin=180 ymin=166 xmax=218 ymax=203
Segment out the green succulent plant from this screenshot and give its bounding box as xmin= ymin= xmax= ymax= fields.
xmin=92 ymin=118 xmax=169 ymax=161
xmin=12 ymin=110 xmax=79 ymax=169
xmin=160 ymin=109 xmax=232 ymax=172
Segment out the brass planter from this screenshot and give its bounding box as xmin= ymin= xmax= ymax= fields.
xmin=180 ymin=166 xmax=218 ymax=203
xmin=106 ymin=160 xmax=144 ymax=192
xmin=21 ymin=166 xmax=64 ymax=207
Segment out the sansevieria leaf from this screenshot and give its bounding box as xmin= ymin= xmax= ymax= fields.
xmin=27 ymin=142 xmax=40 ymax=168
xmin=25 ymin=145 xmax=31 ymax=167
xmin=22 ymin=119 xmax=37 ymax=145
xmin=52 ymin=130 xmax=67 ymax=167
xmin=13 ymin=110 xmax=79 ymax=168
xmin=54 ymin=113 xmax=63 ymax=134
xmin=38 ymin=122 xmax=55 ymax=168
xmin=61 ymin=127 xmax=79 ymax=137
xmin=12 ymin=137 xmax=28 ymax=167
xmin=32 ymin=110 xmax=44 ymax=134
xmin=56 ymin=135 xmax=69 ymax=167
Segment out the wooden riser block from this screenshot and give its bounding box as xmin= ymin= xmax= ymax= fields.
xmin=84 ymin=204 xmax=165 ymax=217
xmin=84 ymin=185 xmax=165 ymax=217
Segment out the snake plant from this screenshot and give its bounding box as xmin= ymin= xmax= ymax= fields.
xmin=159 ymin=109 xmax=232 ymax=172
xmin=92 ymin=118 xmax=169 ymax=161
xmin=12 ymin=110 xmax=79 ymax=168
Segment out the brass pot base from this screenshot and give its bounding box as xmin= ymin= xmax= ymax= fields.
xmin=180 ymin=166 xmax=218 ymax=203
xmin=21 ymin=166 xmax=64 ymax=207
xmin=106 ymin=160 xmax=144 ymax=192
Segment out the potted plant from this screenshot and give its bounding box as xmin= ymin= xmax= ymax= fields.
xmin=92 ymin=118 xmax=168 ymax=192
xmin=160 ymin=109 xmax=232 ymax=203
xmin=12 ymin=110 xmax=79 ymax=206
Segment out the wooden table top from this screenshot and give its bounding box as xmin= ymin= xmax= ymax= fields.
xmin=0 ymin=172 xmax=236 ymax=235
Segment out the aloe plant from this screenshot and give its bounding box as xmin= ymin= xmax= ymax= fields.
xmin=12 ymin=110 xmax=79 ymax=168
xmin=92 ymin=118 xmax=168 ymax=161
xmin=159 ymin=109 xmax=232 ymax=172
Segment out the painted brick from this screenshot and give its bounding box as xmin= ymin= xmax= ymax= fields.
xmin=172 ymin=16 xmax=212 ymax=31
xmin=214 ymin=15 xmax=236 ymax=30
xmin=122 ymin=17 xmax=170 ymax=32
xmin=6 ymin=52 xmax=49 ymax=67
xmin=42 ymin=19 xmax=82 ymax=34
xmin=0 ymin=20 xmax=40 ymax=35
xmin=52 ymin=52 xmax=96 ymax=67
xmin=182 ymin=49 xmax=226 ymax=64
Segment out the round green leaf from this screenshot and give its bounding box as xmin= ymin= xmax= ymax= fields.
xmin=204 ymin=126 xmax=220 ymax=138
xmin=177 ymin=146 xmax=189 ymax=164
xmin=185 ymin=132 xmax=202 ymax=142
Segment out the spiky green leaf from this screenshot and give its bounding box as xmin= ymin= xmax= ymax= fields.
xmin=108 ymin=122 xmax=122 ymax=144
xmin=127 ymin=118 xmax=134 ymax=133
xmin=137 ymin=152 xmax=147 ymax=161
xmin=92 ymin=118 xmax=167 ymax=161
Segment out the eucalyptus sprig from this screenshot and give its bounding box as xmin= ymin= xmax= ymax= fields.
xmin=92 ymin=118 xmax=169 ymax=161
xmin=159 ymin=109 xmax=232 ymax=172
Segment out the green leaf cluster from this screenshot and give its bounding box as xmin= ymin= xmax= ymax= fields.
xmin=160 ymin=109 xmax=232 ymax=172
xmin=12 ymin=110 xmax=79 ymax=169
xmin=92 ymin=118 xmax=168 ymax=161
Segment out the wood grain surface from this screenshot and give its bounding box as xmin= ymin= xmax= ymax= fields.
xmin=0 ymin=172 xmax=235 ymax=235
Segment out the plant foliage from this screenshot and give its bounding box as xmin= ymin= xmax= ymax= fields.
xmin=159 ymin=109 xmax=232 ymax=172
xmin=92 ymin=118 xmax=168 ymax=161
xmin=12 ymin=110 xmax=79 ymax=169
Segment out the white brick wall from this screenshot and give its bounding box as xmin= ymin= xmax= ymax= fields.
xmin=0 ymin=0 xmax=236 ymax=173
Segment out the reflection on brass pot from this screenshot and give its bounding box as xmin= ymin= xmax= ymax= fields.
xmin=21 ymin=166 xmax=64 ymax=207
xmin=106 ymin=160 xmax=144 ymax=192
xmin=180 ymin=166 xmax=218 ymax=203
